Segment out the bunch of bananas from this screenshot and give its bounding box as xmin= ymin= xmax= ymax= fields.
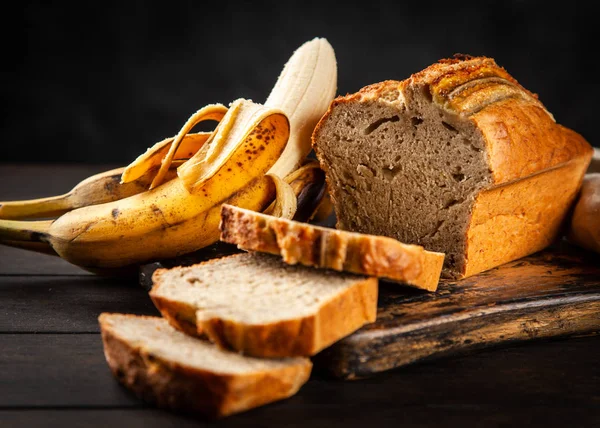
xmin=0 ymin=38 xmax=337 ymax=275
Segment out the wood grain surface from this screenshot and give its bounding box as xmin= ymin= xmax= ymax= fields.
xmin=1 ymin=164 xmax=599 ymax=427
xmin=315 ymin=239 xmax=600 ymax=379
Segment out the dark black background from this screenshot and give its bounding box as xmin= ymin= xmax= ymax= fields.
xmin=2 ymin=0 xmax=598 ymax=165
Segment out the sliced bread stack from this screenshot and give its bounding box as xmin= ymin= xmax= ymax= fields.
xmin=100 ymin=202 xmax=444 ymax=418
xmin=99 ymin=243 xmax=381 ymax=417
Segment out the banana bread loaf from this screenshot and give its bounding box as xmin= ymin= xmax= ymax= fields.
xmin=312 ymin=55 xmax=593 ymax=278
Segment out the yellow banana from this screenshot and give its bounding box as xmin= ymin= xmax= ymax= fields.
xmin=0 ymin=38 xmax=337 ymax=273
xmin=0 ymin=156 xmax=327 ymax=272
xmin=0 ymin=166 xmax=175 ymax=220
xmin=0 ymin=100 xmax=289 ymax=270
xmin=0 ymin=131 xmax=215 ymax=220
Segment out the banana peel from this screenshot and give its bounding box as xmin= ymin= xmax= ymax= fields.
xmin=264 ymin=173 xmax=298 ymax=219
xmin=148 ymin=104 xmax=228 ymax=189
xmin=178 ymin=99 xmax=288 ymax=195
xmin=120 ymin=132 xmax=213 ymax=184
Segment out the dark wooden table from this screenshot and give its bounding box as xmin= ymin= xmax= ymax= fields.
xmin=1 ymin=164 xmax=599 ymax=428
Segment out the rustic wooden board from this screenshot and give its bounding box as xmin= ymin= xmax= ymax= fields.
xmin=314 ymin=239 xmax=600 ymax=379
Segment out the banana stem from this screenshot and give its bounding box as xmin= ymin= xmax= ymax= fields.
xmin=0 ymin=219 xmax=54 ymax=242
xmin=0 ymin=195 xmax=71 ymax=220
xmin=2 ymin=240 xmax=58 ymax=256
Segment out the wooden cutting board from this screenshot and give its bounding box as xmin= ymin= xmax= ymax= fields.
xmin=140 ymin=239 xmax=600 ymax=380
xmin=314 ymin=239 xmax=600 ymax=379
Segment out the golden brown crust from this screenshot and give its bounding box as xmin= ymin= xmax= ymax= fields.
xmin=472 ymin=101 xmax=592 ymax=185
xmin=98 ymin=313 xmax=312 ymax=418
xmin=219 ymin=204 xmax=444 ymax=291
xmin=567 ymin=173 xmax=600 ymax=253
xmin=464 ymin=158 xmax=589 ymax=277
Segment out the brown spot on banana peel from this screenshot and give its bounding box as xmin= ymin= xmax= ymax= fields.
xmin=104 ymin=176 xmax=119 ymax=194
xmin=69 ymin=220 xmax=101 ymax=243
xmin=150 ymin=204 xmax=172 ymax=230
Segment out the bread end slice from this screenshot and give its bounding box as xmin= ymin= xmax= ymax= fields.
xmin=220 ymin=204 xmax=444 ymax=291
xmin=99 ymin=313 xmax=312 ymax=418
xmin=149 ymin=253 xmax=378 ymax=357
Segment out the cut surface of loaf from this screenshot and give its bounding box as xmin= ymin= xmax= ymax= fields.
xmin=98 ymin=313 xmax=311 ymax=418
xmin=150 ymin=252 xmax=378 ymax=357
xmin=312 ymin=54 xmax=594 ymax=279
xmin=219 ymin=204 xmax=444 ymax=291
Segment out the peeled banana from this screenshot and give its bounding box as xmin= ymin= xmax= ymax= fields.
xmin=0 ymin=38 xmax=338 ymax=273
xmin=0 ymin=100 xmax=289 ymax=269
xmin=266 ymin=38 xmax=337 ymax=178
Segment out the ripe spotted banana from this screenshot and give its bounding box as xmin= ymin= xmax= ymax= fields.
xmin=0 ymin=132 xmax=211 ymax=220
xmin=0 ymin=157 xmax=327 ymax=272
xmin=0 ymin=101 xmax=288 ymax=270
xmin=0 ymin=38 xmax=337 ymax=273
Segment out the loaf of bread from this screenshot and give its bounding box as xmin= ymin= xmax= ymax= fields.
xmin=219 ymin=204 xmax=444 ymax=291
xmin=149 ymin=252 xmax=378 ymax=357
xmin=567 ymin=173 xmax=600 ymax=253
xmin=312 ymin=55 xmax=593 ymax=278
xmin=98 ymin=313 xmax=312 ymax=418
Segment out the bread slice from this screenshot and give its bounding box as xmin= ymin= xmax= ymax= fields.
xmin=98 ymin=313 xmax=312 ymax=418
xmin=149 ymin=252 xmax=378 ymax=357
xmin=219 ymin=204 xmax=444 ymax=291
xmin=312 ymin=55 xmax=593 ymax=279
